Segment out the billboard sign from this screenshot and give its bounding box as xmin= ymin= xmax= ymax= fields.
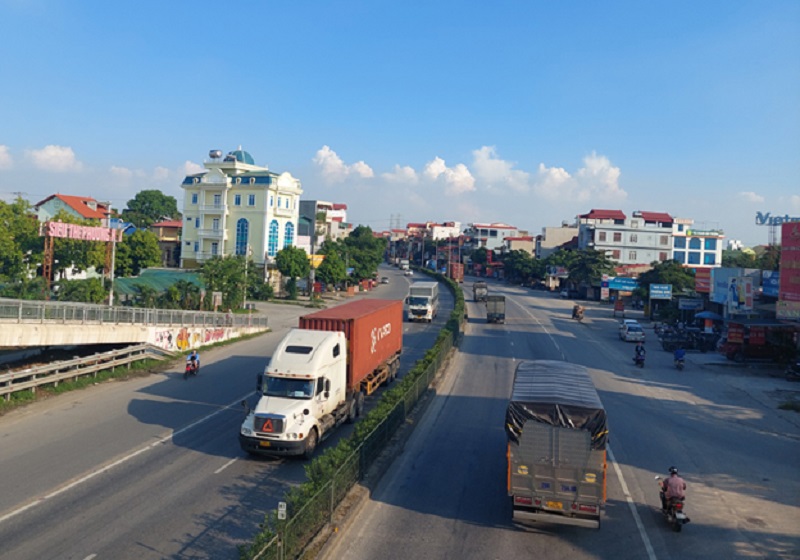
xmin=776 ymin=301 xmax=800 ymax=320
xmin=779 ymin=222 xmax=800 ymax=303
xmin=41 ymin=221 xmax=122 ymax=242
xmin=678 ymin=298 xmax=704 ymax=310
xmin=608 ymin=277 xmax=638 ymax=291
xmin=727 ymin=277 xmax=754 ymax=314
xmin=762 ymin=270 xmax=779 ymax=298
xmin=649 ymin=284 xmax=672 ymax=300
xmin=694 ymin=267 xmax=711 ymax=293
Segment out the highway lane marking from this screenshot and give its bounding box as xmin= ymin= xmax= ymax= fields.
xmin=0 ymin=391 xmax=254 ymax=527
xmin=506 ymin=296 xmax=567 ymax=360
xmin=214 ymin=457 xmax=239 ymax=474
xmin=82 ymin=555 xmax=97 ymax=560
xmin=608 ymin=446 xmax=657 ymax=560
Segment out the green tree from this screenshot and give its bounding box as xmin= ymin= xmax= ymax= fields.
xmin=50 ymin=210 xmax=106 ymax=280
xmin=122 ymin=230 xmax=162 ymax=276
xmin=276 ymin=246 xmax=310 ymax=300
xmin=121 ymin=190 xmax=180 ymax=229
xmin=342 ymin=226 xmax=386 ymax=281
xmin=57 ymin=278 xmax=107 ymax=304
xmin=502 ymin=250 xmax=545 ymax=284
xmin=756 ymin=245 xmax=780 ymax=271
xmin=201 ymin=255 xmax=246 ymax=310
xmin=0 ymin=197 xmax=41 ymax=282
xmin=470 ymin=247 xmax=489 ymax=266
xmin=721 ymin=249 xmax=756 ymax=268
xmin=562 ymin=249 xmax=616 ymax=288
xmin=315 ymin=249 xmax=347 ymax=288
xmin=0 ymin=277 xmax=46 ymax=300
xmin=133 ymin=284 xmax=159 ymax=308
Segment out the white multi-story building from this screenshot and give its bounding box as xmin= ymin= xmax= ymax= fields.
xmin=180 ymin=148 xmax=303 ymax=269
xmin=464 ymin=222 xmax=523 ymax=251
xmin=671 ymin=218 xmax=724 ymax=268
xmin=577 ymin=209 xmax=673 ymax=266
xmin=536 ymin=223 xmax=579 ymax=259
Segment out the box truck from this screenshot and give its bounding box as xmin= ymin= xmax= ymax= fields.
xmin=473 ymin=281 xmax=488 ymax=302
xmin=486 ymin=295 xmax=505 ymax=324
xmin=506 ymin=360 xmax=608 ymax=528
xmin=406 ymin=281 xmax=439 ymax=322
xmin=239 ymin=299 xmax=402 ymax=459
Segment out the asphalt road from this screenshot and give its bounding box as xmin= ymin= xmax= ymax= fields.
xmin=320 ymin=279 xmax=800 ymax=560
xmin=0 ymin=265 xmax=450 ymax=560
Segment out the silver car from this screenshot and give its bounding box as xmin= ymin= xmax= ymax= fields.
xmin=620 ymin=323 xmax=646 ymax=342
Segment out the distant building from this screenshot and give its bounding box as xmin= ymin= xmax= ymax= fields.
xmin=464 ymin=222 xmax=523 ymax=251
xmin=727 ymin=239 xmax=744 ymax=251
xmin=577 ymin=209 xmax=673 ymax=266
xmin=180 ymin=148 xmax=303 ymax=269
xmin=150 ymin=220 xmax=182 ymax=267
xmin=536 ymin=223 xmax=579 ymax=259
xmin=298 ymin=200 xmax=352 ymax=252
xmin=503 ymin=235 xmax=535 ymax=256
xmin=34 ymin=194 xmax=109 ymax=222
xmin=671 ymin=218 xmax=724 ymax=268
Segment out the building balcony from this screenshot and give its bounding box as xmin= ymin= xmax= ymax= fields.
xmin=197 ymin=228 xmax=227 ymax=240
xmin=199 ymin=204 xmax=227 ymax=214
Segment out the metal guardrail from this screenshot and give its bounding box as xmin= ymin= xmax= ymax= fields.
xmin=0 ymin=297 xmax=268 ymax=328
xmin=0 ymin=343 xmax=175 ymax=401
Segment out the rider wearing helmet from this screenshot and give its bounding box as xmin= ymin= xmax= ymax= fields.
xmin=187 ymin=349 xmax=200 ymax=374
xmin=660 ymin=466 xmax=687 ymax=510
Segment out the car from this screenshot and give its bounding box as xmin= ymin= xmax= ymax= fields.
xmin=619 ymin=319 xmax=640 ymax=331
xmin=560 ymin=289 xmax=569 ymax=298
xmin=620 ymin=323 xmax=646 ymax=342
xmin=380 ymin=277 xmax=389 ymax=284
xmin=404 ymin=270 xmax=413 ymax=276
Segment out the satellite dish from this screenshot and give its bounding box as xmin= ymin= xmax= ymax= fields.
xmin=209 ymin=149 xmax=223 ymax=159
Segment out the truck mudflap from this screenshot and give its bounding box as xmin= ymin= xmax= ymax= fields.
xmin=239 ymin=434 xmax=306 ymax=457
xmin=512 ymin=505 xmax=600 ymax=529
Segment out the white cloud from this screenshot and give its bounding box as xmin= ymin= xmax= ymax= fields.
xmin=791 ymin=195 xmax=800 ymax=211
xmin=738 ymin=191 xmax=764 ymax=203
xmin=423 ymin=157 xmax=475 ymax=196
xmin=0 ymin=145 xmax=13 ymax=169
xmin=533 ymin=163 xmax=573 ymax=199
xmin=26 ymin=145 xmax=83 ymax=172
xmin=471 ymin=146 xmax=530 ymax=192
xmin=574 ymin=152 xmax=625 ymax=200
xmin=382 ymin=164 xmax=419 ymax=184
xmin=110 ymin=165 xmax=133 ymax=178
xmin=184 ymin=161 xmax=204 ymax=175
xmin=313 ymin=145 xmax=374 ymax=183
xmin=153 ymin=166 xmax=170 ymax=181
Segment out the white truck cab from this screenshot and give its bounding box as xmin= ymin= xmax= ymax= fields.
xmin=239 ymin=329 xmax=350 ymax=458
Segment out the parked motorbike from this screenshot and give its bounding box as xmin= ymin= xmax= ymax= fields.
xmin=674 ymin=358 xmax=685 ymax=371
xmin=633 ymin=355 xmax=645 ymax=368
xmin=656 ymin=476 xmax=690 ymax=532
xmin=184 ymin=360 xmax=199 ymax=380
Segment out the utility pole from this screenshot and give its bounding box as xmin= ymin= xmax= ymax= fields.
xmin=105 ymin=203 xmax=117 ymax=307
xmin=243 ymin=245 xmax=251 ymax=309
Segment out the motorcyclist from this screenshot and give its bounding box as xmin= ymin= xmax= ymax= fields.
xmin=660 ymin=466 xmax=687 ymax=511
xmin=634 ymin=342 xmax=646 ymax=362
xmin=572 ymin=304 xmax=584 ymax=320
xmin=186 ymin=350 xmax=200 ymax=374
xmin=673 ymin=347 xmax=686 ymax=364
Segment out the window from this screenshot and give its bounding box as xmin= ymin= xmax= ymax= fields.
xmin=269 ymin=195 xmax=274 ymax=207
xmin=213 ymin=194 xmax=222 ymax=207
xmin=194 ymin=241 xmax=199 ymax=252
xmin=677 ymin=224 xmax=684 ymax=232
xmin=195 ymin=217 xmax=200 ymax=228
xmin=268 ymin=220 xmax=279 ymax=256
xmin=660 ymin=235 xmax=669 ymax=246
xmin=489 ymin=230 xmax=498 ymax=237
xmin=598 ymin=231 xmax=607 ymax=242
xmin=211 ymin=242 xmax=219 ymax=256
xmin=688 ymin=251 xmax=701 ymax=264
xmin=284 ymin=222 xmax=295 ymax=248
xmin=248 ymin=194 xmax=256 ymax=206
xmin=704 ymin=238 xmax=717 ymax=251
xmin=185 ymin=241 xmax=191 ymax=246
xmin=278 ymin=197 xmax=282 ymax=208
xmin=630 ymin=234 xmax=638 ymax=243
xmin=236 ymin=218 xmax=249 ymax=255
xmin=613 ymin=232 xmax=622 ymax=242
xmin=674 ymin=250 xmax=686 ymax=263
xmin=234 ymin=194 xmax=241 ymax=206
xmin=674 ymin=237 xmax=686 ymax=249
xmin=191 ymin=193 xmax=198 ymax=204
xmin=628 ymin=251 xmax=637 ymax=261
xmin=612 ymin=250 xmax=621 ymax=260
xmin=333 ymin=343 xmax=340 ymax=358
xmin=704 ymin=253 xmax=716 ymax=265
xmin=659 ymin=252 xmax=669 ymax=261
xmin=285 ymin=197 xmax=290 ymax=209
xmin=212 ymin=218 xmax=219 ymax=231
xmin=689 ymin=238 xmax=702 ymax=250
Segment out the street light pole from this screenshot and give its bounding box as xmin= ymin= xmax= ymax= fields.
xmin=243 ymin=244 xmax=251 ymax=309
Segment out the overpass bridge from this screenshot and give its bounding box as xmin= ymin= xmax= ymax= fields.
xmin=0 ymin=298 xmax=269 ymax=354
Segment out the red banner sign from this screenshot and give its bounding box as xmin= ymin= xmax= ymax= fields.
xmin=694 ymin=268 xmax=711 ymax=293
xmin=779 ymin=223 xmax=800 ymax=302
xmin=727 ymin=323 xmax=745 ymax=344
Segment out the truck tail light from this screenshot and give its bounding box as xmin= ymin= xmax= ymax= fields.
xmin=578 ymin=504 xmax=598 ymax=514
xmin=514 ymin=496 xmax=532 ymax=505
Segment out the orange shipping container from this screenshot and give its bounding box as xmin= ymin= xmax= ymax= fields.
xmin=299 ymin=299 xmax=403 ymax=391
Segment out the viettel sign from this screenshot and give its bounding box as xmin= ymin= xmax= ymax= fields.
xmin=755 ymin=212 xmax=800 ymax=226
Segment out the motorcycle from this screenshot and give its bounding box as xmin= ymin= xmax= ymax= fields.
xmin=572 ymin=306 xmax=584 ymax=322
xmin=656 ymin=477 xmax=690 ymax=532
xmin=674 ymin=358 xmax=685 ymax=371
xmin=786 ymin=361 xmax=800 ymax=382
xmin=633 ymin=355 xmax=645 ymax=368
xmin=184 ymin=360 xmax=199 ymax=380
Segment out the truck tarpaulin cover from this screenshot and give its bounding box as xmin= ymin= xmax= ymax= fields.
xmin=505 ymin=360 xmax=608 ymax=450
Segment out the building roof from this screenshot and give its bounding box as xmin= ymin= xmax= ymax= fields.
xmin=332 ymin=203 xmax=348 ymax=210
xmin=638 ymin=211 xmax=673 ymax=223
xmin=34 ymin=194 xmax=109 ymax=220
xmin=579 ymin=209 xmax=626 ymax=220
xmin=472 ymin=223 xmax=517 ymax=229
xmin=506 ymin=236 xmax=534 ymax=241
xmin=151 ymin=220 xmax=183 ymax=228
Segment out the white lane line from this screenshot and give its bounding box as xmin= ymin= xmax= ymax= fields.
xmin=214 ymin=457 xmax=238 ymax=475
xmin=608 ymin=445 xmax=657 ymax=560
xmin=83 ymin=554 xmax=97 ymax=560
xmin=507 ymin=297 xmax=566 ymax=360
xmin=0 ymin=391 xmax=253 ymax=526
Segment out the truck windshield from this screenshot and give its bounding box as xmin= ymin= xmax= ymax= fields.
xmin=264 ymin=376 xmax=314 ymax=399
xmin=408 ymin=296 xmax=430 ymax=306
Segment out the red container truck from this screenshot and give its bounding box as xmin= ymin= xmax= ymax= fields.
xmin=240 ymin=299 xmax=403 ymax=458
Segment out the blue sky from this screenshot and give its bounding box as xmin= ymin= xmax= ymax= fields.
xmin=1 ymin=0 xmax=798 ymax=246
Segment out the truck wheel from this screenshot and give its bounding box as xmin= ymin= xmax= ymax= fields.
xmin=346 ymin=400 xmax=358 ymax=423
xmin=303 ymin=429 xmax=318 ymax=459
xmin=356 ymin=392 xmax=365 ymax=417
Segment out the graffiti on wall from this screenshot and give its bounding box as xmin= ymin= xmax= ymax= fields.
xmin=151 ymin=327 xmax=231 ymax=350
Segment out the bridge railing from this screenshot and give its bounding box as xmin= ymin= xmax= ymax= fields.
xmin=0 ymin=297 xmax=268 ymax=328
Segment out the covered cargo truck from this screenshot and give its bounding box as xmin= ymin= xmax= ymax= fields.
xmin=486 ymin=295 xmax=505 ymax=324
xmin=473 ymin=281 xmax=488 ymax=302
xmin=239 ymin=299 xmax=402 ymax=458
xmin=406 ymin=281 xmax=439 ymax=322
xmin=506 ymin=360 xmax=608 ymax=528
